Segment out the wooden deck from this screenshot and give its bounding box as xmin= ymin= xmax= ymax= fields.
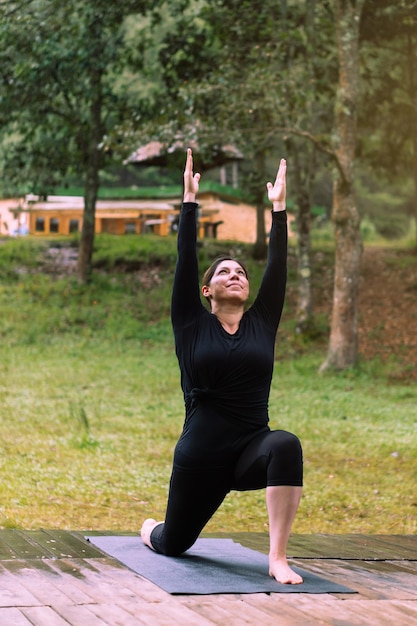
xmin=0 ymin=531 xmax=416 ymax=625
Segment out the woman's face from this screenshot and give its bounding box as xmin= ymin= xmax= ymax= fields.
xmin=202 ymin=260 xmax=249 ymax=305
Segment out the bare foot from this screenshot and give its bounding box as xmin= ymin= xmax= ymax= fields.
xmin=269 ymin=558 xmax=303 ymax=585
xmin=140 ymin=518 xmax=162 ymax=551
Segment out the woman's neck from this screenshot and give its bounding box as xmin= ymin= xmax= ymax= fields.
xmin=211 ymin=303 xmax=244 ymax=335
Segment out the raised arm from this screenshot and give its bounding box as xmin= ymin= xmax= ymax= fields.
xmin=171 ymin=150 xmax=204 ymax=328
xmin=252 ymin=159 xmax=288 ymax=328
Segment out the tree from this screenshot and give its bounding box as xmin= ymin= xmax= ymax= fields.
xmin=0 ymin=0 xmax=157 ymax=282
xmin=319 ymin=0 xmax=365 ymax=371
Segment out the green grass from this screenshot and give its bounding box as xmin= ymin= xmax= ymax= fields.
xmin=0 ymin=234 xmax=416 ymax=534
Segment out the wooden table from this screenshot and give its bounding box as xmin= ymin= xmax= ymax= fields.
xmin=0 ymin=530 xmax=416 ymax=625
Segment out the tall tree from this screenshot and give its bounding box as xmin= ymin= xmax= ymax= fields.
xmin=319 ymin=0 xmax=365 ymax=371
xmin=0 ymin=0 xmax=156 ymax=282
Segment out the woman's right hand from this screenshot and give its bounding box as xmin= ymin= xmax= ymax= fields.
xmin=183 ymin=148 xmax=201 ymax=202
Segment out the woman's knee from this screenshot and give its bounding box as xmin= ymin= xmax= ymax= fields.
xmin=151 ymin=524 xmax=195 ymax=556
xmin=268 ymin=430 xmax=303 ymax=485
xmin=271 ymin=430 xmax=302 ymax=458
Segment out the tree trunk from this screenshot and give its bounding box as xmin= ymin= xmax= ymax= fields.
xmin=253 ymin=199 xmax=268 ymax=260
xmin=296 ymin=184 xmax=314 ymax=334
xmin=413 ymin=132 xmax=417 ymax=252
xmin=76 ymin=56 xmax=103 ymax=283
xmin=320 ymin=0 xmax=364 ymax=372
xmin=252 ymin=149 xmax=268 ymax=260
xmin=289 ymin=140 xmax=315 ymax=335
xmin=408 ymin=32 xmax=417 ymax=251
xmin=77 ymin=152 xmax=100 ymax=283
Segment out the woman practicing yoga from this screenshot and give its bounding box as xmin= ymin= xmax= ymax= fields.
xmin=141 ymin=149 xmax=303 ymax=585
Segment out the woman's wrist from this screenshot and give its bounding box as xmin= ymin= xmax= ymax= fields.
xmin=183 ymin=192 xmax=197 ymax=203
xmin=272 ymin=201 xmax=286 ymax=212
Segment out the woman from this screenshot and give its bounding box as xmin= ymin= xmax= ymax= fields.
xmin=141 ymin=149 xmax=303 ymax=585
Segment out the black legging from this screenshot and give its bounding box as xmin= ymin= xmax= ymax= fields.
xmin=150 ymin=429 xmax=303 ymax=556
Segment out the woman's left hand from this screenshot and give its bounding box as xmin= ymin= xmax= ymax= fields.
xmin=267 ymin=159 xmax=286 ymax=211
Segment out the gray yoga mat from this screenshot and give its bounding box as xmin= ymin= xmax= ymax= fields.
xmin=86 ymin=535 xmax=355 ymax=595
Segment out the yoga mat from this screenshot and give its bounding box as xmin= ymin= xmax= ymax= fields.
xmin=86 ymin=535 xmax=355 ymax=595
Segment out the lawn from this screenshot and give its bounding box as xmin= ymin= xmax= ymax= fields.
xmin=0 ymin=235 xmax=416 ymax=534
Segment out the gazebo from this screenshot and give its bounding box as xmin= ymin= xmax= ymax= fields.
xmin=126 ymin=140 xmax=243 ymax=188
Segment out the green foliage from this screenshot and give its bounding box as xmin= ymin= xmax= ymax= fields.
xmin=357 ymin=173 xmax=412 ymax=239
xmin=92 ymin=233 xmax=178 ymax=270
xmin=0 ymin=0 xmax=159 ymax=196
xmin=360 ymin=216 xmax=378 ymax=242
xmin=0 ymin=237 xmax=47 ymax=272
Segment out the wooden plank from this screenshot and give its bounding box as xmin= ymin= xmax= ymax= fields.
xmin=138 ymin=577 xmax=330 ymax=626
xmin=235 ymin=593 xmax=333 ymax=626
xmin=54 ymin=603 xmax=114 ymax=626
xmin=270 ymin=594 xmax=349 ymax=625
xmin=289 ymin=559 xmax=376 ymax=598
xmin=83 ymin=602 xmax=152 ymax=626
xmin=353 ymin=559 xmax=417 ymax=595
xmin=220 ymin=533 xmax=417 ymax=560
xmin=52 ymin=557 xmax=162 ymax=607
xmin=180 ymin=596 xmax=248 ymax=626
xmin=288 ymin=534 xmax=348 ymax=558
xmin=14 ymin=529 xmax=77 ymax=560
xmin=41 ymin=559 xmax=101 ymax=604
xmin=391 ymin=600 xmax=417 ymax=621
xmin=222 ymin=532 xmax=270 ymax=555
xmin=330 ymin=599 xmax=417 ymax=626
xmin=43 ymin=529 xmax=107 ymax=559
xmin=0 ymin=563 xmax=42 ymax=608
xmin=73 ymin=530 xmax=136 ymax=537
xmin=288 ymin=534 xmax=385 ymax=560
xmin=292 ymin=559 xmax=416 ymax=601
xmin=0 ymin=535 xmax=19 ymax=560
xmin=187 ymin=593 xmax=289 ymax=626
xmin=205 ymin=531 xmax=356 ymax=560
xmin=122 ymin=598 xmax=217 ymax=626
xmin=1 ymin=556 xmax=62 ymax=575
xmin=0 ymin=559 xmax=75 ymax=605
xmin=84 ymin=558 xmax=172 ymax=604
xmin=324 ymin=534 xmax=417 ymax=561
xmin=0 ymin=529 xmax=55 ymax=559
xmin=22 ymin=606 xmax=76 ymax=626
xmin=0 ymin=608 xmax=33 ymax=626
xmin=369 ymin=535 xmax=417 ymax=559
xmin=385 ymin=560 xmax=417 ymax=575
xmin=63 ymin=561 xmax=145 ymax=605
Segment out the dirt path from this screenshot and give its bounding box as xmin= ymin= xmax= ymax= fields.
xmin=357 ymin=247 xmax=417 ymax=380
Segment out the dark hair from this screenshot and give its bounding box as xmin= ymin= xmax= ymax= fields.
xmin=202 ymin=256 xmax=249 ymax=302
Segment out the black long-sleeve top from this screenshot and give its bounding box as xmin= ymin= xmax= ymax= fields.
xmin=171 ymin=202 xmax=287 ymax=433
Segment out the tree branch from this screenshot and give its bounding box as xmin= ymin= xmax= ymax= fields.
xmin=269 ymin=125 xmax=348 ymax=184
